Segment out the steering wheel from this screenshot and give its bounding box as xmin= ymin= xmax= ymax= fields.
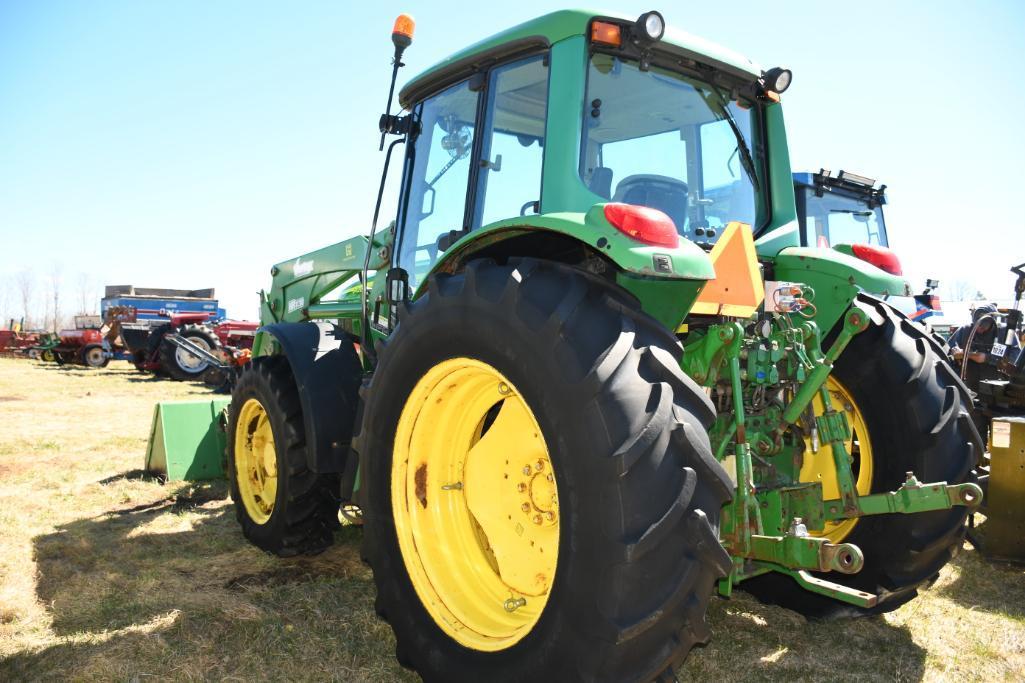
xmin=612 ymin=174 xmax=689 ymax=231
xmin=520 ymin=200 xmax=539 ymax=216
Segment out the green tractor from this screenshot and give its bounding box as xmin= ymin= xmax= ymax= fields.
xmin=226 ymin=10 xmax=982 ymax=680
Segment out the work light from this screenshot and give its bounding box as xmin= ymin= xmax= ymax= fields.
xmin=763 ymin=66 xmax=793 ymax=94
xmin=636 ymin=11 xmax=665 ymax=42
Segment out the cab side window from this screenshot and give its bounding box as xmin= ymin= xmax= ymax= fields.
xmin=472 ymin=56 xmax=549 ymax=229
xmin=398 ymin=81 xmax=479 ymax=288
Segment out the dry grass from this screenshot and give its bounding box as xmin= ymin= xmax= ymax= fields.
xmin=0 ymin=357 xmax=1022 ymax=681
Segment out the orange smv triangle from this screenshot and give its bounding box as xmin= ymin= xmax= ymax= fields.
xmin=690 ymin=222 xmax=765 ymax=318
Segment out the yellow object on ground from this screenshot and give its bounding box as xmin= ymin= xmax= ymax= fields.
xmin=391 ymin=357 xmax=558 ymax=651
xmin=985 ymin=417 xmax=1025 ymax=561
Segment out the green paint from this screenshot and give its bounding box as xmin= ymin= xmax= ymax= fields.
xmin=615 ymin=274 xmax=705 ymax=333
xmin=233 ymin=11 xmax=983 ymax=610
xmin=145 ymin=399 xmax=230 ymax=481
xmin=772 ymin=246 xmax=912 ymax=333
xmin=398 ymin=10 xmax=762 ymax=109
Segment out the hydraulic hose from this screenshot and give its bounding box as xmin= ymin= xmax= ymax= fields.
xmin=959 ymin=314 xmax=995 ymax=382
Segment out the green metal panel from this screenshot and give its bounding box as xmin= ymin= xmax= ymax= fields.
xmin=144 ymin=399 xmax=230 ymax=481
xmin=540 ymin=36 xmax=596 ymax=215
xmin=772 ymin=246 xmax=912 ymax=333
xmin=754 ymin=102 xmax=800 ymax=257
xmin=615 ymin=274 xmax=704 ymax=331
xmin=428 ymin=209 xmax=714 ymax=284
xmin=398 ymin=10 xmax=762 ymax=109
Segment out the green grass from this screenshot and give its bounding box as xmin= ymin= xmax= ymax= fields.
xmin=0 ymin=358 xmax=1023 ymax=681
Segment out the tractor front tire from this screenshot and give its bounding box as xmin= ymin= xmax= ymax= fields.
xmin=227 ymin=356 xmax=339 ymax=556
xmin=80 ymin=344 xmax=109 ymax=368
xmin=160 ymin=324 xmax=218 ymax=381
xmin=742 ymin=296 xmax=981 ymax=618
xmin=358 ymin=259 xmax=733 ymax=682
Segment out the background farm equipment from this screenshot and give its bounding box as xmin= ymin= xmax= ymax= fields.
xmin=0 ymin=321 xmax=41 ymax=359
xmin=128 ymin=313 xmax=257 ymax=383
xmin=101 ymin=285 xmax=257 ymax=382
xmin=32 ymin=315 xmax=120 ymax=368
xmin=950 ymin=263 xmax=1025 ymax=562
xmin=158 ymin=11 xmax=983 ymax=680
xmin=794 ymin=169 xmax=943 ymax=327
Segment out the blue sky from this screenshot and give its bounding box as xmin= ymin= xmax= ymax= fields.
xmin=1 ymin=1 xmax=1023 ymax=321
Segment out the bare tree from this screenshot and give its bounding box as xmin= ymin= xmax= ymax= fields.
xmin=946 ymin=280 xmax=974 ymax=302
xmin=14 ymin=270 xmax=34 ymax=329
xmin=49 ymin=262 xmax=63 ymax=333
xmin=0 ymin=274 xmax=10 ymax=328
xmin=76 ymin=272 xmax=95 ymax=315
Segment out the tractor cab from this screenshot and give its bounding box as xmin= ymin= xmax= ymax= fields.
xmin=389 ymin=10 xmax=795 ymax=294
xmin=794 ymin=169 xmax=888 ymax=249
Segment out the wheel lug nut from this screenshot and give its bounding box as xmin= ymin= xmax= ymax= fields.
xmin=535 ymin=460 xmax=544 ymax=471
xmin=521 ymin=503 xmax=530 ymax=513
xmin=546 ymin=473 xmax=553 ymax=482
xmin=532 ymin=514 xmax=543 ymax=525
xmin=522 ymin=465 xmax=532 ymax=475
xmin=517 ymin=483 xmax=527 ymax=493
xmin=545 ymin=511 xmax=554 ymax=521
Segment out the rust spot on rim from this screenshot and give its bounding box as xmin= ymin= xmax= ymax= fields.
xmin=414 ymin=463 xmax=428 ymax=508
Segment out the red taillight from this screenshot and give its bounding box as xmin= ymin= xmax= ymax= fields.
xmin=603 ymin=203 xmax=679 ymax=248
xmin=850 ymin=243 xmax=902 ymax=275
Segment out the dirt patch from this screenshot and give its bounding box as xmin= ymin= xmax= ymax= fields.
xmin=0 ymin=396 xmax=23 ymax=402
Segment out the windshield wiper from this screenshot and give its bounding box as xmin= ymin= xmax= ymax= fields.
xmin=829 ymin=209 xmax=874 ymax=217
xmin=718 ymin=101 xmax=760 ymax=192
xmin=698 ymin=88 xmax=760 ymax=192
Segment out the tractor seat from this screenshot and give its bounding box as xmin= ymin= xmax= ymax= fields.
xmin=612 ymin=174 xmax=689 ymax=233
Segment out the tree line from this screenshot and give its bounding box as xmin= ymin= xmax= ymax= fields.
xmin=0 ymin=266 xmax=102 ymax=332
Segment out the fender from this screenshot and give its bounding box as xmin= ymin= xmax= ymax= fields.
xmin=772 ymin=246 xmax=913 ymax=334
xmin=426 ymin=206 xmax=716 ymax=285
xmin=258 ymin=322 xmax=362 ymax=474
xmin=421 ymin=207 xmax=716 ymax=330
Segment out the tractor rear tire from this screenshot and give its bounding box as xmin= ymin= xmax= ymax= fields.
xmin=358 ymin=259 xmax=733 ymax=682
xmin=145 ymin=324 xmax=172 ymax=376
xmin=227 ymin=356 xmax=339 ymax=556
xmin=80 ymin=344 xmax=109 ymax=368
xmin=160 ymin=324 xmax=218 ymax=381
xmin=741 ymin=296 xmax=981 ymax=618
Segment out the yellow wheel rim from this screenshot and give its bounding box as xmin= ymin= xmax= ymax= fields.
xmin=392 ymin=358 xmax=558 ymax=652
xmin=234 ymin=398 xmax=278 ymax=525
xmin=799 ymin=376 xmax=873 ymax=543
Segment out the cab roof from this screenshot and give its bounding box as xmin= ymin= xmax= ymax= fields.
xmin=398 ymin=9 xmax=763 ymax=109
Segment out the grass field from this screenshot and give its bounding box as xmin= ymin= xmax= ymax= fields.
xmin=1 ymin=357 xmax=1023 ymax=681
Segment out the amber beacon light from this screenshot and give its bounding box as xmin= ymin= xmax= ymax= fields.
xmin=392 ymin=14 xmax=415 ymax=52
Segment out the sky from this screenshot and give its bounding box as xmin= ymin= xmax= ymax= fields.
xmin=1 ymin=1 xmax=1023 ymax=321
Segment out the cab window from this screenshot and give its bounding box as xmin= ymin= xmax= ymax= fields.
xmin=473 ymin=55 xmax=549 ymax=228
xmin=397 ymin=81 xmax=479 ymax=288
